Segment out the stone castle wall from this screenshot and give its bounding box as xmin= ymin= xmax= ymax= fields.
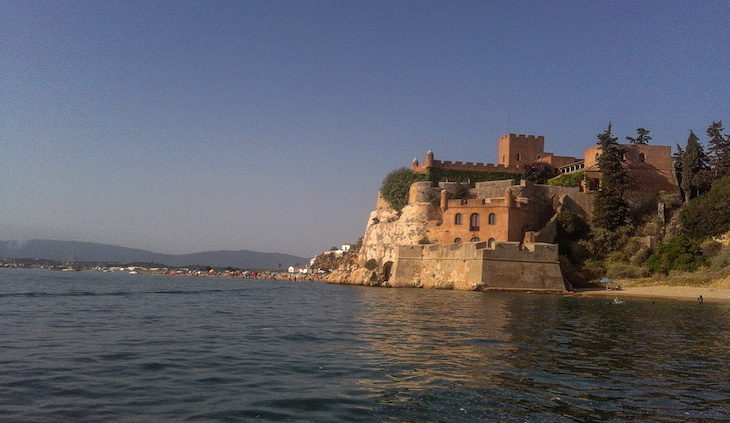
xmin=388 ymin=241 xmax=566 ymax=291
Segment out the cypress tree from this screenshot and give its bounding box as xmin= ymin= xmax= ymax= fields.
xmin=680 ymin=131 xmax=711 ymax=202
xmin=592 ymin=124 xmax=630 ymax=230
xmin=706 ymin=121 xmax=730 ymax=179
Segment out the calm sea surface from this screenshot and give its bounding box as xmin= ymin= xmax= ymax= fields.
xmin=1 ymin=269 xmax=728 ymax=422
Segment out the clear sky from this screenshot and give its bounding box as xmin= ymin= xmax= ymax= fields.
xmin=2 ymin=1 xmax=729 ymax=258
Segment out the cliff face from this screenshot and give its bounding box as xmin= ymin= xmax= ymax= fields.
xmin=327 ymin=191 xmax=440 ymax=286
xmin=327 ymin=180 xmax=572 ymax=290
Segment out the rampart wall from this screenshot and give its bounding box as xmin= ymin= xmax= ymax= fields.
xmin=388 ymin=241 xmax=566 ymax=291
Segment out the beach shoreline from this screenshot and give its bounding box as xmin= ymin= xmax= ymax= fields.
xmin=574 ymin=285 xmax=730 ymax=303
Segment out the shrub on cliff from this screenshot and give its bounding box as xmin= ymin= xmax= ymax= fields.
xmin=645 ymin=235 xmax=706 ymax=275
xmin=679 ymin=175 xmax=730 ymax=240
xmin=380 ymin=167 xmax=426 ymax=212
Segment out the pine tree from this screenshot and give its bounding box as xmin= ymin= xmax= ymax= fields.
xmin=626 ymin=127 xmax=652 ymax=145
xmin=680 ymin=130 xmax=711 ymax=202
xmin=592 ymin=124 xmax=630 ymax=230
xmin=706 ymin=121 xmax=730 ymax=179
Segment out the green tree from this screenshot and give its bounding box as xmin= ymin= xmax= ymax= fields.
xmin=679 ymin=175 xmax=730 ymax=239
xmin=521 ymin=161 xmax=554 ymax=184
xmin=380 ymin=167 xmax=425 ymax=212
xmin=626 ymin=127 xmax=652 ymax=145
xmin=680 ymin=130 xmax=711 ymax=202
xmin=707 ymin=121 xmax=730 ymax=179
xmin=645 ymin=235 xmax=705 ymax=275
xmin=592 ymin=124 xmax=630 ymax=230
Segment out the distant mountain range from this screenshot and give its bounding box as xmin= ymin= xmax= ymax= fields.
xmin=0 ymin=239 xmax=309 ymax=270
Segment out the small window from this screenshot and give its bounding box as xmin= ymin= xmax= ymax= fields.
xmin=595 ymin=153 xmax=599 ymax=161
xmin=470 ymin=237 xmax=480 ymax=242
xmin=488 ymin=213 xmax=496 ymax=225
xmin=488 ymin=238 xmax=496 ymax=248
xmin=638 ymin=153 xmax=646 ymax=163
xmin=454 ymin=213 xmax=462 ymax=225
xmin=454 ymin=238 xmax=462 ymax=243
xmin=469 ymin=213 xmax=480 ymax=232
xmin=502 ymin=155 xmax=506 ymax=163
xmin=516 ymin=153 xmax=521 ymax=161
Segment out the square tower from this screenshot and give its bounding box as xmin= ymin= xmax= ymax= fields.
xmin=498 ymin=134 xmax=546 ymax=168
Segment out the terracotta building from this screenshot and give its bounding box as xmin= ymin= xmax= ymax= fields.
xmin=406 ymin=133 xmax=679 ymax=247
xmin=333 ymin=133 xmax=681 ymax=292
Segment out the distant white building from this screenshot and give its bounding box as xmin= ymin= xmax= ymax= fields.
xmin=288 ymin=265 xmax=307 ymax=274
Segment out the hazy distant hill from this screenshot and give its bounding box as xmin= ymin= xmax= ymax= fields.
xmin=0 ymin=239 xmax=308 ymax=270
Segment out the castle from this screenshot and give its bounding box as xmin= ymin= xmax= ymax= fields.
xmin=328 ymin=134 xmax=679 ymax=292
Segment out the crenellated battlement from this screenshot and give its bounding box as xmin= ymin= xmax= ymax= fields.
xmin=412 ymin=152 xmax=521 ymax=174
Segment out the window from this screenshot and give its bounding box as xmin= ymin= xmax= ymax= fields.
xmin=454 ymin=238 xmax=462 ymax=243
xmin=469 ymin=213 xmax=480 ymax=231
xmin=488 ymin=213 xmax=496 ymax=225
xmin=470 ymin=237 xmax=480 ymax=242
xmin=454 ymin=213 xmax=462 ymax=225
xmin=516 ymin=153 xmax=521 ymax=161
xmin=638 ymin=153 xmax=646 ymax=163
xmin=488 ymin=238 xmax=495 ymax=248
xmin=502 ymin=155 xmax=506 ymax=163
xmin=595 ymin=153 xmax=600 ymax=161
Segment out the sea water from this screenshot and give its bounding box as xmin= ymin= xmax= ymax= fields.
xmin=0 ymin=268 xmax=728 ymax=422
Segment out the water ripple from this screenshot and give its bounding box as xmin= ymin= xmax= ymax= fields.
xmin=0 ymin=269 xmax=728 ymax=422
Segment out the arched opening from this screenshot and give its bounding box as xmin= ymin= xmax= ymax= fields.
xmin=488 ymin=238 xmax=495 ymax=248
xmin=638 ymin=153 xmax=646 ymax=163
xmin=383 ymin=261 xmax=393 ymax=282
xmin=488 ymin=213 xmax=496 ymax=225
xmin=470 ymin=237 xmax=480 ymax=242
xmin=469 ymin=213 xmax=480 ymax=231
xmin=454 ymin=213 xmax=462 ymax=225
xmin=454 ymin=237 xmax=462 ymax=243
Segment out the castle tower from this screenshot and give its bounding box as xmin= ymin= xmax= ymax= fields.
xmin=498 ymin=134 xmax=546 ymax=168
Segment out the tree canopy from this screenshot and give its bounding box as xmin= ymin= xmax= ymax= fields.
xmin=592 ymin=124 xmax=631 ymax=231
xmin=521 ymin=162 xmax=554 ymax=184
xmin=380 ymin=167 xmax=425 ymax=212
xmin=626 ymin=127 xmax=652 ymax=145
xmin=707 ymin=121 xmax=730 ymax=179
xmin=679 ymin=130 xmax=711 ymax=202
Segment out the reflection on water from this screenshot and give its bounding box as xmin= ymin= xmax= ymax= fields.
xmin=355 ymin=289 xmax=513 ymax=395
xmin=1 ymin=270 xmax=728 ymax=422
xmin=353 ymin=289 xmax=730 ymax=422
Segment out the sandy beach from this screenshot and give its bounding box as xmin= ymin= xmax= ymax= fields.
xmin=576 ymin=284 xmax=730 ymax=303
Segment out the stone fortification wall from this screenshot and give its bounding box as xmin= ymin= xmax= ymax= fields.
xmin=473 ymin=180 xmax=518 ymax=199
xmin=411 ymin=150 xmax=520 ymax=174
xmin=480 ymin=242 xmax=565 ymax=291
xmin=388 ymin=241 xmax=566 ymax=291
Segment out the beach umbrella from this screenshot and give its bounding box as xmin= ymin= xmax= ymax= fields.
xmin=599 ymin=278 xmax=613 ymax=290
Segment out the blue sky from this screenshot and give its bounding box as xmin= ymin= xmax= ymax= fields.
xmin=2 ymin=1 xmax=729 ymax=257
